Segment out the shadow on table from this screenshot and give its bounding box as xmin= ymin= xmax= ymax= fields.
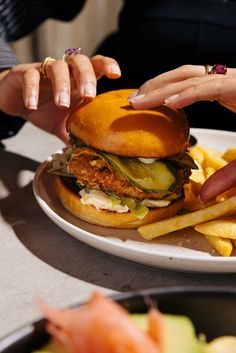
xmin=1 ymin=148 xmax=236 ymax=291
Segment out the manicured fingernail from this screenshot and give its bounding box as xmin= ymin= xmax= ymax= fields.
xmin=110 ymin=64 xmax=121 ymax=76
xmin=128 ymin=91 xmax=138 ymax=100
xmin=84 ymin=82 xmax=96 ymax=97
xmin=28 ymin=95 xmax=37 ymax=109
xmin=58 ymin=90 xmax=70 ymax=107
xmin=129 ymin=94 xmax=145 ymax=103
xmin=164 ymin=94 xmax=179 ymax=104
xmin=27 ymin=89 xmax=37 ymax=109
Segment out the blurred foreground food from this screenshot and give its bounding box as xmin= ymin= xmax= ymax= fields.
xmin=33 ymin=292 xmax=236 ymax=353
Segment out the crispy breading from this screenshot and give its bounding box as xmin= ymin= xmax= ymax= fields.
xmin=69 ymin=148 xmax=189 ymax=200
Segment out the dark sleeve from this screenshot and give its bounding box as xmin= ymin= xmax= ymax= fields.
xmin=0 ymin=38 xmax=20 ymax=69
xmin=0 ymin=37 xmax=25 ymax=141
xmin=46 ymin=0 xmax=87 ymax=22
xmin=1 ymin=0 xmax=87 ymax=42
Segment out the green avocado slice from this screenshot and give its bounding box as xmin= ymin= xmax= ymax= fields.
xmin=103 ymin=153 xmax=178 ymax=193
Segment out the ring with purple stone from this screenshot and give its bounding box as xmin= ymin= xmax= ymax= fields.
xmin=205 ymin=64 xmax=227 ymax=76
xmin=62 ymin=47 xmax=83 ymax=61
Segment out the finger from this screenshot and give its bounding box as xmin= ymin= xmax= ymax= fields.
xmin=137 ymin=65 xmax=205 ymax=95
xmin=67 ymin=53 xmax=97 ymax=99
xmin=45 ymin=60 xmax=71 ymax=108
xmin=53 ymin=123 xmax=70 ymax=144
xmin=130 ymin=75 xmax=218 ymax=109
xmin=22 ymin=67 xmax=40 ymax=110
xmin=90 ymin=55 xmax=121 ymax=80
xmin=164 ymin=76 xmax=236 ymax=109
xmin=199 ymin=160 xmax=236 ymax=202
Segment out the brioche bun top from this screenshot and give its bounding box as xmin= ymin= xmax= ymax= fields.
xmin=67 ymin=89 xmax=189 ymax=158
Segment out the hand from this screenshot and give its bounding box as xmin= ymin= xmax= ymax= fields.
xmin=0 ymin=54 xmax=121 ymax=143
xmin=199 ymin=159 xmax=236 ymax=202
xmin=129 ymin=64 xmax=236 ymax=113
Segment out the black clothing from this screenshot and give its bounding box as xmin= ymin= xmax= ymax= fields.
xmin=0 ymin=0 xmax=235 ymax=140
xmin=0 ymin=0 xmax=85 ymax=42
xmin=96 ymin=0 xmax=236 ymax=131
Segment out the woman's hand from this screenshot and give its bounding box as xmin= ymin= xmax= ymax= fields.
xmin=129 ymin=64 xmax=236 ymax=113
xmin=0 ymin=53 xmax=121 ymax=143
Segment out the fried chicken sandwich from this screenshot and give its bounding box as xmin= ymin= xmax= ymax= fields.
xmin=49 ymin=89 xmax=196 ymax=228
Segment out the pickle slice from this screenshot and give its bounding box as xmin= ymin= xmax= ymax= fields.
xmin=167 ymin=152 xmax=198 ymax=169
xmin=105 ymin=154 xmax=177 ymax=193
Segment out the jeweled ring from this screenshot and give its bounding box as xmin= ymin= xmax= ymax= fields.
xmin=62 ymin=47 xmax=83 ymax=61
xmin=39 ymin=56 xmax=56 ymax=78
xmin=205 ymin=64 xmax=227 ymax=76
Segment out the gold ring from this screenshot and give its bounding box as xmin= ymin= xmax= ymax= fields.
xmin=39 ymin=57 xmax=56 ymax=78
xmin=204 ymin=64 xmax=227 ymax=76
xmin=204 ymin=64 xmax=213 ymax=76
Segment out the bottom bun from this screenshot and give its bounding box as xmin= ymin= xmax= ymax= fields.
xmin=55 ymin=176 xmax=184 ymax=229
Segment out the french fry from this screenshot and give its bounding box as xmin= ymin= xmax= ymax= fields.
xmin=204 ymin=149 xmax=227 ymax=170
xmin=203 ymin=235 xmax=233 ymax=257
xmin=183 ymin=183 xmax=204 ymax=211
xmin=204 ymin=166 xmax=215 ymax=179
xmin=188 ymin=145 xmax=206 ymax=166
xmin=222 ymin=148 xmax=236 ymax=162
xmin=216 ymin=186 xmax=236 ymax=203
xmin=138 ymin=196 xmax=236 ymax=240
xmin=195 ymin=219 xmax=236 ymax=239
xmin=189 ymin=168 xmax=206 ymax=185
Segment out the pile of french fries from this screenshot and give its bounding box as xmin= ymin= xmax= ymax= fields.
xmin=138 ymin=145 xmax=236 ymax=257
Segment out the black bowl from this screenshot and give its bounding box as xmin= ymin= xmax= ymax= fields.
xmin=1 ymin=286 xmax=236 ymax=353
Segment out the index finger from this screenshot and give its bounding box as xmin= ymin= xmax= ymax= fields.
xmin=163 ymin=76 xmax=236 ymax=109
xmin=90 ymin=55 xmax=121 ymax=80
xmin=138 ymin=65 xmax=205 ymax=94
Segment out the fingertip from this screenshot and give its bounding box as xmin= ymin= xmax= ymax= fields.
xmin=83 ymin=96 xmax=95 ymax=103
xmin=56 ymin=90 xmax=70 ymax=108
xmin=164 ymin=94 xmax=180 ymax=105
xmin=109 ymin=72 xmax=121 ymax=79
xmin=198 ymin=192 xmax=205 ymax=203
xmin=128 ymin=94 xmax=146 ymax=104
xmin=128 ymin=90 xmax=138 ymax=99
xmin=108 ymin=64 xmax=121 ymax=79
xmin=26 ymin=93 xmax=38 ymax=110
xmin=83 ymin=82 xmax=96 ymax=98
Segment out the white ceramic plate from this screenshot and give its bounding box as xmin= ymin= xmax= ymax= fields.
xmin=33 ymin=128 xmax=236 ymax=273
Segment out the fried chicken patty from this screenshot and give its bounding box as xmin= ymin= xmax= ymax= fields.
xmin=68 ymin=148 xmax=190 ymax=200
